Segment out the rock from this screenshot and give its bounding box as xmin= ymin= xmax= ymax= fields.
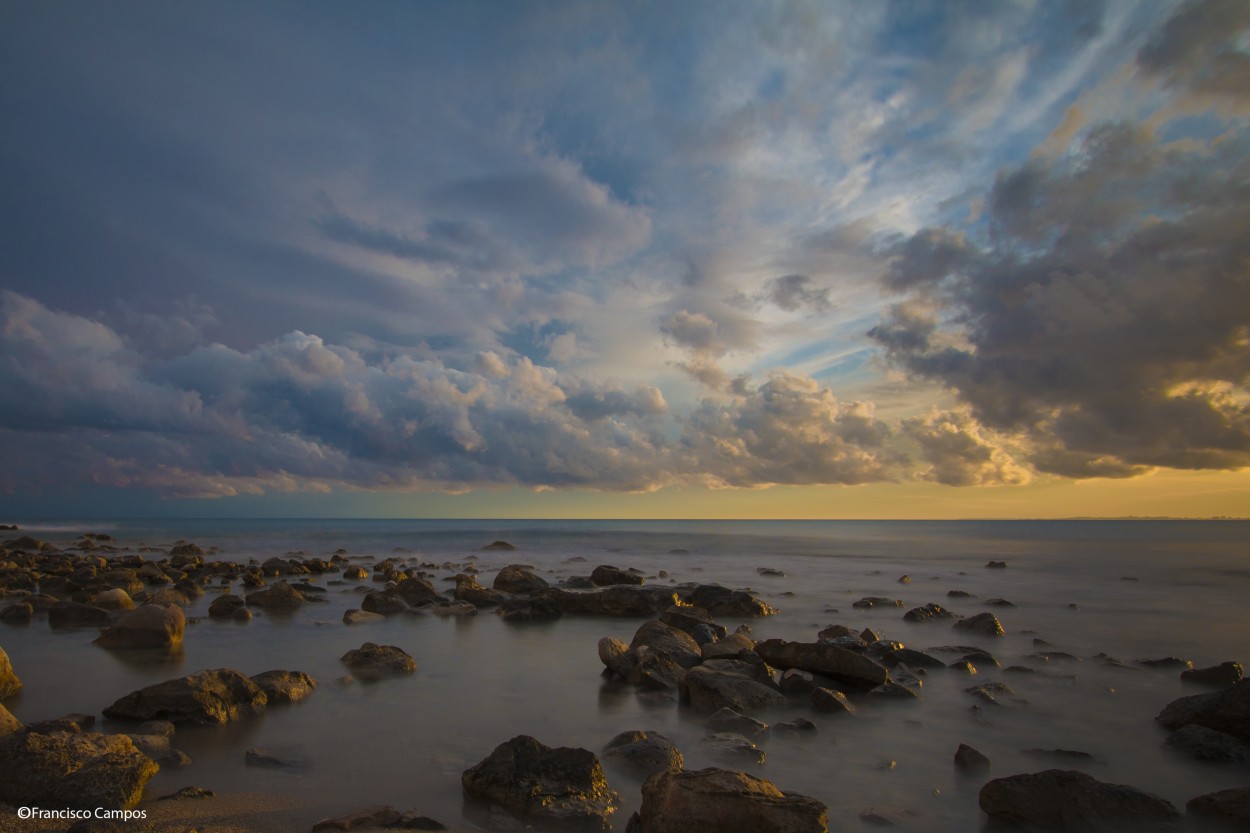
xmin=629 ymin=647 xmax=685 ymax=691
xmin=868 ymin=681 xmax=921 ymax=701
xmin=811 ymin=687 xmax=856 ymax=714
xmin=1164 ymin=725 xmax=1250 ymax=763
xmin=494 ymin=564 xmax=551 ymax=595
xmin=548 ymin=586 xmax=680 ymax=616
xmin=94 ymin=588 xmax=137 ymax=611
xmin=1186 ymin=787 xmax=1250 ymax=831
xmin=953 ymin=612 xmax=1005 ymax=637
xmin=701 ymin=733 xmax=765 ymax=764
xmin=103 ymin=668 xmax=268 ymax=724
xmin=0 ymin=701 xmax=22 ymax=736
xmin=985 ymin=560 xmax=1007 ymax=569
xmin=136 ymin=719 xmax=174 ymax=737
xmin=1182 ymin=662 xmax=1244 ymax=688
xmin=145 ymin=587 xmax=191 ymax=607
xmin=452 ymin=574 xmax=507 ymax=608
xmin=877 ymin=647 xmax=945 ymax=670
xmin=480 ymin=540 xmax=517 ymax=551
xmin=245 ymin=747 xmax=300 ymax=768
xmin=343 ymin=608 xmax=386 ymax=625
xmin=341 ymin=566 xmax=368 ymax=581
xmin=311 ymin=805 xmax=404 ymax=830
xmin=0 ymin=602 xmax=34 ymax=624
xmin=361 ymin=590 xmax=408 ymax=615
xmin=1137 ymin=656 xmax=1194 ymax=670
xmin=462 ymin=735 xmax=619 ymax=830
xmin=985 ymin=598 xmax=1016 ymax=607
xmin=49 ymin=601 xmax=110 ymax=627
xmin=707 ymin=708 xmax=768 ymax=737
xmin=965 ymin=682 xmax=1027 ymax=707
xmin=954 ymin=743 xmax=990 ymax=773
xmin=626 ymin=767 xmax=827 ymax=833
xmin=685 ymin=584 xmax=777 ymax=617
xmin=755 ymin=639 xmax=889 ymax=691
xmin=702 ymin=631 xmax=757 ymax=660
xmin=902 ymin=603 xmax=953 ymax=623
xmin=426 ymin=601 xmax=478 ymax=616
xmin=393 ymin=577 xmax=446 ymax=607
xmin=1157 ymin=679 xmax=1250 ymax=743
xmin=630 ymin=620 xmax=703 ymax=669
xmin=94 ymin=603 xmax=186 ymax=649
xmin=853 ymin=597 xmax=904 ymax=609
xmin=598 ymin=637 xmax=636 ymax=679
xmin=591 ymin=565 xmax=645 ymax=586
xmin=0 ymin=730 xmax=158 ymax=810
xmin=603 ymin=730 xmax=683 ymax=777
xmin=250 ymin=670 xmax=317 ymax=703
xmin=498 ymin=595 xmax=564 ymax=622
xmin=159 ymin=786 xmax=216 ymax=800
xmin=0 ymin=645 xmax=21 ymax=699
xmin=979 ymin=769 xmax=1181 ymax=830
xmin=245 ymin=581 xmax=306 ymax=611
xmin=340 ymin=643 xmax=416 ymax=680
xmin=679 ymin=658 xmax=787 ymax=714
xmin=772 ymin=717 xmax=818 ymax=736
xmin=208 ymin=594 xmax=247 ymax=618
xmin=659 ymin=605 xmax=726 ymax=640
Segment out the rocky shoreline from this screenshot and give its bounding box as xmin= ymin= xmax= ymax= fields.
xmin=2 ymin=528 xmax=1248 ymax=832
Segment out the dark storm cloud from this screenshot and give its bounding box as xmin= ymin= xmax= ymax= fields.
xmin=1136 ymin=0 xmax=1250 ymax=106
xmin=870 ymin=123 xmax=1250 ymax=477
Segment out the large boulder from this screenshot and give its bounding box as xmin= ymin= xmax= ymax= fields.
xmin=1186 ymin=787 xmax=1250 ymax=830
xmin=453 ymin=574 xmax=508 ymax=608
xmin=94 ymin=603 xmax=185 ymax=649
xmin=0 ymin=644 xmax=21 ymax=699
xmin=684 ymin=585 xmax=777 ymax=617
xmin=626 ymin=767 xmax=827 ymax=833
xmin=244 ymin=581 xmax=306 ymax=611
xmin=1156 ymin=679 xmax=1250 ymax=743
xmin=979 ymin=769 xmax=1181 ymax=830
xmin=250 ymin=670 xmax=317 ymax=703
xmin=598 ymin=637 xmax=636 ymax=679
xmin=495 ymin=564 xmax=551 ymax=595
xmin=755 ymin=639 xmax=889 ymax=691
xmin=393 ymin=576 xmax=446 ymax=607
xmin=462 ymin=735 xmax=619 ymax=830
xmin=0 ymin=701 xmax=22 ymax=736
xmin=340 ymin=643 xmax=416 ymax=681
xmin=103 ymin=668 xmax=268 ymax=724
xmin=549 ymin=586 xmax=679 ymax=617
xmin=629 ymin=620 xmax=703 ymax=669
xmin=0 ymin=731 xmax=159 ymax=810
xmin=679 ymin=658 xmax=787 ymax=714
xmin=361 ymin=590 xmax=408 ymax=615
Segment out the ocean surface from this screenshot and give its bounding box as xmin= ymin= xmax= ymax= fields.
xmin=2 ymin=518 xmax=1248 ymax=831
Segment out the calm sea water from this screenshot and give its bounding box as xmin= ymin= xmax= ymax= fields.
xmin=3 ymin=519 xmax=1248 ymax=831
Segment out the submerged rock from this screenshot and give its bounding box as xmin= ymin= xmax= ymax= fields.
xmin=94 ymin=603 xmax=185 ymax=649
xmin=954 ymin=743 xmax=991 ymax=773
xmin=603 ymin=730 xmax=683 ymax=778
xmin=626 ymin=767 xmax=827 ymax=833
xmin=452 ymin=574 xmax=508 ymax=608
xmin=480 ymin=540 xmax=517 ymax=551
xmin=979 ymin=769 xmax=1180 ymax=830
xmin=706 ymin=708 xmax=768 ymax=737
xmin=1164 ymin=724 xmax=1250 ymax=763
xmin=1186 ymin=787 xmax=1250 ymax=831
xmin=700 ymin=732 xmax=765 ymax=765
xmin=104 ymin=668 xmax=268 ymax=724
xmin=462 ymin=735 xmax=619 ymax=830
xmin=0 ymin=731 xmax=158 ymax=810
xmin=340 ymin=643 xmax=417 ymax=680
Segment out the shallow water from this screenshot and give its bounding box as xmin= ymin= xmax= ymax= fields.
xmin=2 ymin=519 xmax=1248 ymax=831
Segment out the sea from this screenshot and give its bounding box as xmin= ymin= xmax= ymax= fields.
xmin=2 ymin=518 xmax=1247 ymax=831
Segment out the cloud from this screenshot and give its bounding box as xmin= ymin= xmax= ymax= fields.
xmin=869 ymin=121 xmax=1250 ymax=477
xmin=1136 ymin=0 xmax=1250 ymax=110
xmin=902 ymin=409 xmax=1031 ymax=487
xmin=763 ymin=274 xmax=831 ymax=312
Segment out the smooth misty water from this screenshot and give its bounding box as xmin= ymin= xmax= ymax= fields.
xmin=2 ymin=519 xmax=1248 ymax=831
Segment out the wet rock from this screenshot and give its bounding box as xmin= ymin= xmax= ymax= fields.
xmin=94 ymin=603 xmax=185 ymax=649
xmin=603 ymin=730 xmax=683 ymax=777
xmin=145 ymin=587 xmax=191 ymax=607
xmin=392 ymin=577 xmax=445 ymax=607
xmin=965 ymin=682 xmax=1027 ymax=708
xmin=462 ymin=735 xmax=619 ymax=830
xmin=104 ymin=668 xmax=268 ymax=724
xmin=1182 ymin=662 xmax=1244 ymax=688
xmin=979 ymin=769 xmax=1181 ymax=830
xmin=341 ymin=566 xmax=368 ymax=581
xmin=953 ymin=612 xmax=1005 ymax=637
xmin=245 ymin=581 xmax=306 ymax=611
xmin=1023 ymin=748 xmax=1099 ymax=764
xmin=755 ymin=638 xmax=889 ymax=691
xmin=208 ymin=593 xmax=247 ymax=619
xmin=1137 ymin=657 xmax=1194 ymax=670
xmin=626 ymin=767 xmax=827 ymax=833
xmin=772 ymin=717 xmax=818 ymax=736
xmin=630 ymin=620 xmax=703 ymax=669
xmin=591 ymin=565 xmax=645 ymax=587
xmin=343 ymin=608 xmax=386 ymax=625
xmin=1157 ymin=680 xmax=1250 ymax=743
xmin=0 ymin=645 xmax=21 ymax=699
xmin=954 ymin=743 xmax=990 ymax=773
xmin=310 ymin=805 xmax=410 ymax=830
xmin=361 ymin=590 xmax=408 ymax=615
xmin=494 ymin=564 xmax=550 ymax=595
xmin=658 ymin=605 xmax=726 ymax=640
xmin=94 ymin=588 xmax=137 ymax=611
xmin=985 ymin=560 xmax=1007 ymax=569
xmin=701 ymin=732 xmax=765 ymax=765
xmin=49 ymin=601 xmax=110 ymax=627
xmin=0 ymin=701 xmax=21 ymax=736
xmin=878 ymin=647 xmax=945 ymax=670
xmin=1164 ymin=725 xmax=1250 ymax=763
xmin=0 ymin=601 xmax=33 ymax=624
xmin=868 ymin=681 xmax=921 ymax=701
xmin=685 ymin=584 xmax=777 ymax=617
xmin=136 ymin=719 xmax=174 ymax=737
xmin=947 ymin=590 xmax=975 ymax=599
xmin=548 ymin=586 xmax=679 ymax=617
xmin=426 ymin=601 xmax=478 ymax=616
xmin=628 ymin=647 xmax=685 ymax=691
xmin=985 ymin=598 xmax=1015 ymax=607
xmin=159 ymin=786 xmax=216 ymax=800
xmin=480 ymin=540 xmax=517 ymax=551
xmin=245 ymin=747 xmax=301 ymax=768
xmin=598 ymin=637 xmax=636 ymax=679
xmin=452 ymin=574 xmax=508 ymax=608
xmin=250 ymin=670 xmax=317 ymax=703
xmin=811 ymin=687 xmax=856 ymax=715
xmin=902 ymin=603 xmax=953 ymax=623
xmin=0 ymin=731 xmax=158 ymax=810
xmin=853 ymin=597 xmax=904 ymax=609
xmin=498 ymin=595 xmax=564 ymax=622
xmin=680 ymin=657 xmax=787 ymax=714
xmin=701 ymin=631 xmax=756 ymax=660
xmin=339 ymin=643 xmax=417 ymax=682
xmin=1186 ymin=786 xmax=1250 ymax=831
xmin=706 ymin=707 xmax=768 ymax=737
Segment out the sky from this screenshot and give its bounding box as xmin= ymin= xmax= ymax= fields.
xmin=1 ymin=0 xmax=1248 ymax=519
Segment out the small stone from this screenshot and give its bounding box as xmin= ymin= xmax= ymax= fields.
xmin=954 ymin=743 xmax=990 ymax=773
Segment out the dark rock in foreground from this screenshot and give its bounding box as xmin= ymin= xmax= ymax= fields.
xmin=0 ymin=730 xmax=158 ymax=810
xmin=462 ymin=735 xmax=619 ymax=830
xmin=979 ymin=769 xmax=1181 ymax=830
xmin=1182 ymin=661 xmax=1244 ymax=688
xmin=954 ymin=743 xmax=990 ymax=773
xmin=1157 ymin=679 xmax=1250 ymax=744
xmin=625 ymin=767 xmax=827 ymax=833
xmin=1186 ymin=787 xmax=1250 ymax=831
xmin=104 ymin=668 xmax=268 ymax=724
xmin=1164 ymin=724 xmax=1250 ymax=763
xmin=0 ymin=644 xmax=21 ymax=699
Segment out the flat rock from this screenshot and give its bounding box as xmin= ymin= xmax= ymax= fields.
xmin=979 ymin=769 xmax=1181 ymax=830
xmin=103 ymin=668 xmax=268 ymax=724
xmin=343 ymin=608 xmax=386 ymax=625
xmin=625 ymin=767 xmax=827 ymax=833
xmin=679 ymin=659 xmax=787 ymax=714
xmin=94 ymin=603 xmax=185 ymax=649
xmin=462 ymin=735 xmax=619 ymax=830
xmin=0 ymin=730 xmax=158 ymax=810
xmin=755 ymin=639 xmax=889 ymax=691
